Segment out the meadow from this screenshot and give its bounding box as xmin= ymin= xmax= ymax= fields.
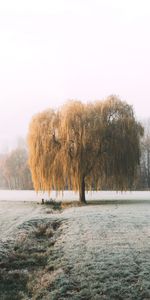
xmin=0 ymin=192 xmax=150 ymax=299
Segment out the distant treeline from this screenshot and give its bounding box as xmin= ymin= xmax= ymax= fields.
xmin=136 ymin=119 xmax=150 ymax=190
xmin=0 ymin=118 xmax=150 ymax=191
xmin=0 ymin=146 xmax=33 ymax=190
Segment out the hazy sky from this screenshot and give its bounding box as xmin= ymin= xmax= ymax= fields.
xmin=0 ymin=0 xmax=150 ymax=149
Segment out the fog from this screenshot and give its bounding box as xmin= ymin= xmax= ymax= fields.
xmin=0 ymin=0 xmax=150 ymax=151
xmin=1 ymin=190 xmax=150 ymax=202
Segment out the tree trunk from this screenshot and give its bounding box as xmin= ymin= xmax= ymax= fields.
xmin=79 ymin=177 xmax=86 ymax=204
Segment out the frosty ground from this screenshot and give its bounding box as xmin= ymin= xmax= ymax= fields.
xmin=0 ymin=200 xmax=150 ymax=299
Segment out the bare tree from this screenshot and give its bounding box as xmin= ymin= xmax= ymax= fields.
xmin=28 ymin=96 xmax=143 ymax=203
xmin=138 ymin=119 xmax=150 ymax=189
xmin=0 ymin=148 xmax=33 ymax=190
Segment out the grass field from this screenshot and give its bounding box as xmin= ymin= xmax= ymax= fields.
xmin=0 ymin=201 xmax=150 ymax=299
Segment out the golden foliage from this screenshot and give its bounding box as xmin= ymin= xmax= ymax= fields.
xmin=28 ymin=96 xmax=143 ymax=200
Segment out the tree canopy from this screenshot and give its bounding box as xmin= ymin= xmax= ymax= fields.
xmin=28 ymin=96 xmax=143 ymax=203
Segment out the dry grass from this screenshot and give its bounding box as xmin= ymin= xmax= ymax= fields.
xmin=42 ymin=199 xmax=62 ymax=210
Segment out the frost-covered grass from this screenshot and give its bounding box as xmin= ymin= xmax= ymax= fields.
xmin=48 ymin=203 xmax=150 ymax=299
xmin=1 ymin=203 xmax=150 ymax=299
xmin=0 ymin=218 xmax=62 ymax=300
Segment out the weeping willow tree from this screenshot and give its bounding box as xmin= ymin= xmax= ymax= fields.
xmin=28 ymin=96 xmax=143 ymax=203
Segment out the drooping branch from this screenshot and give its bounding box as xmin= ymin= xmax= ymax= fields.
xmin=28 ymin=96 xmax=143 ymax=201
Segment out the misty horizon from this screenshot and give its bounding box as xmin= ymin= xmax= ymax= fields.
xmin=1 ymin=0 xmax=150 ymax=150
